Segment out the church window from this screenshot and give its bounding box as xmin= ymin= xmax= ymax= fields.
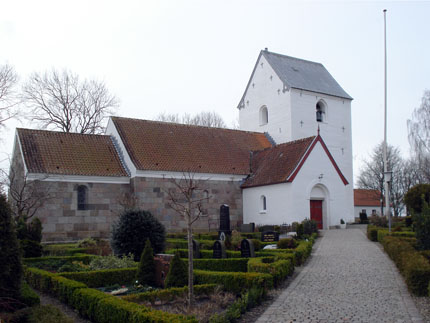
xmin=316 ymin=100 xmax=326 ymax=122
xmin=260 ymin=106 xmax=268 ymax=125
xmin=77 ymin=185 xmax=88 ymax=210
xmin=260 ymin=195 xmax=267 ymax=213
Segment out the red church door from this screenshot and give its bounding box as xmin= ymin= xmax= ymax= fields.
xmin=310 ymin=200 xmax=323 ymax=230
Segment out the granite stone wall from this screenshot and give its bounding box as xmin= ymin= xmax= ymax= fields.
xmin=131 ymin=177 xmax=243 ymax=232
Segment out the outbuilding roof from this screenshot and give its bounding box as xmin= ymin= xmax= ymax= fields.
xmin=17 ymin=128 xmax=128 ymax=177
xmin=354 ymin=189 xmax=382 ymax=207
xmin=111 ymin=117 xmax=272 ymax=175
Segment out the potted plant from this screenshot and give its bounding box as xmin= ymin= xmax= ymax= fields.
xmin=340 ymin=219 xmax=346 ymax=229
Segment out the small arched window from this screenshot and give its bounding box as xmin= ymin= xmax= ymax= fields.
xmin=316 ymin=101 xmax=326 ymax=122
xmin=259 ymin=106 xmax=268 ymax=125
xmin=260 ymin=195 xmax=267 ymax=213
xmin=77 ymin=185 xmax=88 ymax=210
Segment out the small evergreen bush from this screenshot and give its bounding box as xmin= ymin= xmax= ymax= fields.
xmin=21 ymin=239 xmax=43 ymax=258
xmin=0 ymin=194 xmax=23 ymax=310
xmin=404 ymin=184 xmax=430 ymax=214
xmin=412 ymin=200 xmax=430 ymax=250
xmin=302 ymin=218 xmax=318 ymax=235
xmin=16 ymin=217 xmax=43 ymax=257
xmin=405 ymin=216 xmax=413 ymax=227
xmin=164 ymin=251 xmax=188 ymax=288
xmin=277 ymin=238 xmax=297 ymax=249
xmin=89 ymin=254 xmax=136 ymax=270
xmin=296 ymin=223 xmax=304 ymax=239
xmin=136 ymin=239 xmax=155 ymax=286
xmin=110 ymin=209 xmax=166 ymax=261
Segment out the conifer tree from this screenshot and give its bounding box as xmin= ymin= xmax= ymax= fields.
xmin=136 ymin=239 xmax=155 ymax=286
xmin=164 ymin=251 xmax=188 ymax=288
xmin=0 ymin=194 xmax=22 ymax=311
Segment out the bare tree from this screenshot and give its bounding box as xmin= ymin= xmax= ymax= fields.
xmin=166 ymin=173 xmax=209 ymax=308
xmin=0 ymin=64 xmax=19 ymax=130
xmin=1 ymin=168 xmax=53 ymax=221
xmin=407 ymin=90 xmax=430 ymax=182
xmin=22 ymin=69 xmax=118 ymax=134
xmin=156 ymin=111 xmax=227 ymax=128
xmin=356 ymin=142 xmax=405 ymax=216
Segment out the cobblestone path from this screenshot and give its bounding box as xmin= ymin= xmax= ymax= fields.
xmin=256 ymin=228 xmax=425 ymax=323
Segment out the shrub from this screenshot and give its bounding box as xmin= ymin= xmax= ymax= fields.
xmin=190 ymin=258 xmax=249 ymax=272
xmin=77 ymin=237 xmax=97 ymax=248
xmin=367 ymin=226 xmax=378 ymax=242
xmin=58 ymin=261 xmax=89 ymax=273
xmin=21 ymin=239 xmax=43 ymax=258
xmin=28 ymin=305 xmax=74 ymax=323
xmin=248 ymin=257 xmax=293 ymax=286
xmin=0 ymin=194 xmax=22 ymax=310
xmin=251 ymin=239 xmax=261 ymax=251
xmin=405 ymin=216 xmax=413 ymax=227
xmin=401 ymin=253 xmax=430 ymax=296
xmin=404 ymin=184 xmax=430 ymax=214
xmin=89 ymin=254 xmax=136 ymax=270
xmin=122 ymin=284 xmax=217 ymax=304
xmin=136 ymin=239 xmax=155 ymax=286
xmin=412 ymin=200 xmax=430 ymax=250
xmin=277 ymin=238 xmax=297 ymax=249
xmin=296 ymin=223 xmax=304 ymax=239
xmin=194 ymin=270 xmax=273 ymax=294
xmin=302 ymin=218 xmax=318 ymax=235
xmin=369 ymin=215 xmax=387 ymax=227
xmin=165 ymin=251 xmax=188 ymax=288
xmin=20 ymin=281 xmax=40 ymax=307
xmin=60 ymin=268 xmax=138 ymax=288
xmin=110 ymin=209 xmax=166 ymax=261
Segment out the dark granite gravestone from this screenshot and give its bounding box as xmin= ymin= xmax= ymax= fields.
xmin=239 ymin=223 xmax=255 ymax=233
xmin=261 ymin=231 xmax=280 ymax=242
xmin=260 ymin=225 xmax=275 ymax=232
xmin=213 ymin=240 xmax=226 ymax=259
xmin=192 ymin=239 xmax=200 ymax=259
xmin=218 ymin=204 xmax=231 ymax=238
xmin=240 ymin=239 xmax=255 ymax=258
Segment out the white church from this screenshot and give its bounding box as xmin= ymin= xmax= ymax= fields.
xmin=10 ymin=49 xmax=353 ymax=241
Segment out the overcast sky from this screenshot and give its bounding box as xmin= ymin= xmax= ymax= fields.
xmin=1 ymin=0 xmax=429 ymax=183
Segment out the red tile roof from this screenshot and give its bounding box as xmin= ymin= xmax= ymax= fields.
xmin=111 ymin=117 xmax=272 ymax=175
xmin=241 ymin=136 xmax=315 ymax=188
xmin=17 ymin=128 xmax=128 ymax=177
xmin=354 ymin=189 xmax=382 ymax=206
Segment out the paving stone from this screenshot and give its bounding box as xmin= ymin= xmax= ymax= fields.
xmin=256 ymin=228 xmax=425 ymax=323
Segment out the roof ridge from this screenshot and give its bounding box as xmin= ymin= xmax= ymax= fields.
xmin=253 ymin=136 xmax=316 ymax=154
xmin=17 ymin=128 xmax=110 ymax=138
xmin=111 ymin=116 xmax=269 ymax=136
xmin=262 ymin=50 xmax=323 ymax=67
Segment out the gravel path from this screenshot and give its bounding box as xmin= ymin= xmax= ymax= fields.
xmin=256 ymin=228 xmax=425 ymax=323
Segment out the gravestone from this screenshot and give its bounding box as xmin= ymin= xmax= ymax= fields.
xmin=260 ymin=225 xmax=275 ymax=232
xmin=240 ymin=239 xmax=255 ymax=258
xmin=239 ymin=223 xmax=255 ymax=233
xmin=192 ymin=239 xmax=201 ymax=259
xmin=261 ymin=231 xmax=280 ymax=242
xmin=219 ymin=232 xmax=226 ymax=242
xmin=213 ymin=240 xmax=226 ymax=259
xmin=218 ymin=204 xmax=231 ymax=238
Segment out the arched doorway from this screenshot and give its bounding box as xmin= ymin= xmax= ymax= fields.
xmin=309 ymin=184 xmax=329 ymax=230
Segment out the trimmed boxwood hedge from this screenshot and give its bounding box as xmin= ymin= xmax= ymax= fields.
xmin=188 ymin=258 xmax=249 ymax=272
xmin=194 ymin=270 xmax=273 ymax=294
xmin=20 ymin=281 xmax=40 ymax=307
xmin=382 ymin=236 xmax=430 ymax=296
xmin=23 ymin=254 xmax=97 ymax=268
xmin=60 ymin=267 xmax=138 ymax=288
xmin=166 ymin=239 xmax=215 ymax=250
xmin=247 ymin=257 xmax=293 ymax=287
xmin=166 ymin=249 xmax=242 ymax=259
xmin=122 ymin=284 xmax=217 ymax=304
xmin=24 ymin=267 xmax=197 ymax=322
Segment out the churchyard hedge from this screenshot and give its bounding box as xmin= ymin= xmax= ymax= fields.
xmin=194 ymin=270 xmax=273 ymax=294
xmin=382 ymin=236 xmax=430 ymax=296
xmin=60 ymin=267 xmax=138 ymax=288
xmin=367 ymin=225 xmax=416 ymax=243
xmin=23 ymin=254 xmax=97 ymax=271
xmin=42 ymin=244 xmax=87 ymax=256
xmin=189 ymin=258 xmax=249 ymax=272
xmin=122 ymin=284 xmax=217 ymax=304
xmin=24 ymin=267 xmax=196 ymax=322
xmin=247 ymin=257 xmax=294 ymax=287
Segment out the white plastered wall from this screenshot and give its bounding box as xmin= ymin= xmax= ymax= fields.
xmin=243 ymin=141 xmax=354 ymax=227
xmin=239 ymin=55 xmax=293 ymax=144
